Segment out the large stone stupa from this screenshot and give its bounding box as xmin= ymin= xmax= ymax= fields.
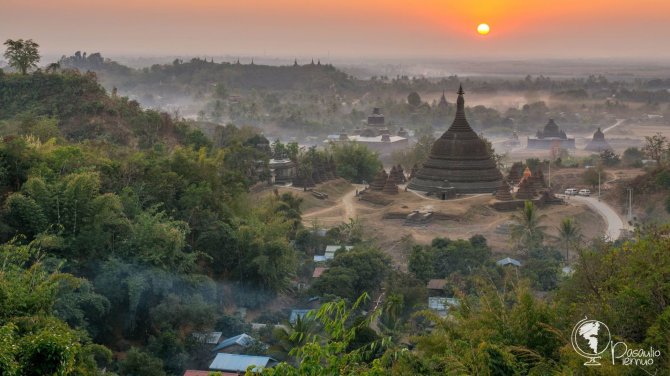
xmin=408 ymin=86 xmax=503 ymax=194
xmin=526 ymin=119 xmax=576 ymax=149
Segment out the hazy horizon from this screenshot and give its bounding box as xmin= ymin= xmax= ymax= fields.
xmin=3 ymin=0 xmax=670 ymax=60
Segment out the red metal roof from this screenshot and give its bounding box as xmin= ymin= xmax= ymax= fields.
xmin=426 ymin=279 xmax=447 ymax=290
xmin=312 ymin=267 xmax=327 ymax=278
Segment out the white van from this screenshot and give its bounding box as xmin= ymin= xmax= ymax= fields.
xmin=564 ymin=188 xmax=578 ymax=195
xmin=578 ymin=189 xmax=591 ymax=196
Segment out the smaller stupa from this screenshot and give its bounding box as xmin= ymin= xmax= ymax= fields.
xmin=534 ymin=169 xmax=547 ymax=188
xmin=515 ymin=177 xmax=536 ymax=200
xmin=382 ymin=177 xmax=399 ymax=195
xmin=495 ymin=180 xmax=514 ymax=201
xmin=369 ymin=170 xmax=388 ymax=191
xmin=390 ymin=166 xmax=405 ymax=185
xmin=585 ymin=127 xmax=612 ymax=152
xmin=388 ymin=165 xmax=399 ymax=181
xmin=396 ymin=165 xmax=407 ymax=183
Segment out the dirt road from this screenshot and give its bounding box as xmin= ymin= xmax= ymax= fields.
xmin=562 ymin=194 xmax=627 ymax=240
xmin=302 ymin=185 xmax=361 ymax=224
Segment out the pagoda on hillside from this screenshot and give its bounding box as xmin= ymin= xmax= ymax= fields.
xmin=438 ymin=91 xmax=448 ymax=109
xmin=382 ymin=177 xmax=399 ymax=195
xmin=531 ymin=168 xmax=547 ymax=191
xmin=396 ymin=165 xmax=406 ymax=183
xmin=515 ymin=177 xmax=536 ymax=200
xmin=495 ymin=180 xmax=514 ymax=201
xmin=408 ymin=85 xmax=503 ymax=194
xmin=369 ymin=170 xmax=388 ymax=191
xmin=585 ymin=127 xmax=611 ymax=152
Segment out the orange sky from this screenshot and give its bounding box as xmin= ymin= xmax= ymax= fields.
xmin=1 ymin=0 xmax=669 ymax=59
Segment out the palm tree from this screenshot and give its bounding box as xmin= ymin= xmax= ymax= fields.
xmin=557 ymin=217 xmax=581 ymax=263
xmin=379 ymin=293 xmax=404 ymax=337
xmin=510 ymin=200 xmax=547 ymax=254
xmin=338 ymin=217 xmax=363 ymax=243
xmin=269 ymin=315 xmax=316 ymax=362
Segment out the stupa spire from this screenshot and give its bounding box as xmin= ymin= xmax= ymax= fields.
xmin=446 ymin=84 xmax=473 ymax=133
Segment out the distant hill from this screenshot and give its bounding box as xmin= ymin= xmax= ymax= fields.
xmin=0 ymin=70 xmax=198 ymax=147
xmin=58 ymin=53 xmax=358 ymax=92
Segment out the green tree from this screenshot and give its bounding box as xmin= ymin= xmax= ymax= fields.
xmin=408 ymin=245 xmax=434 ymax=283
xmin=643 ymin=132 xmax=668 ymax=165
xmin=509 ymin=201 xmax=546 ymax=253
xmin=329 ymin=142 xmax=382 ymax=183
xmin=311 ymin=248 xmax=390 ymax=300
xmin=391 ymin=133 xmax=435 ymax=169
xmin=558 ymin=225 xmax=670 ymax=370
xmin=622 ymin=147 xmax=644 ymax=167
xmin=599 ymin=149 xmax=620 ymax=166
xmin=407 ymin=92 xmax=422 ymax=108
xmin=582 ymin=167 xmax=607 ymax=190
xmin=0 ymin=242 xmax=111 ymax=375
xmin=431 ymin=237 xmax=491 ymax=278
xmin=149 ymin=294 xmax=217 ymax=332
xmin=260 ymin=294 xmax=390 ymax=376
xmin=380 ymin=293 xmax=404 ymax=335
xmin=557 ymin=217 xmax=581 ymax=262
xmin=53 ymin=278 xmax=111 ymax=338
xmin=522 ymin=246 xmax=562 ymax=291
xmin=269 ymin=315 xmax=316 ymax=361
xmin=3 ymin=39 xmax=40 ymax=75
xmin=147 ymin=331 xmax=190 ymax=375
xmin=3 ymin=193 xmax=48 ymax=238
xmin=214 ymin=83 xmax=228 ymax=99
xmin=414 ymin=280 xmax=561 ymax=375
xmin=120 ymin=209 xmax=196 ymax=272
xmin=118 ymin=347 xmax=166 ymax=376
xmin=333 ymin=218 xmax=364 ymax=244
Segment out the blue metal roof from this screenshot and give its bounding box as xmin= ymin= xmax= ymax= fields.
xmin=209 ymin=353 xmax=276 ymax=372
xmin=211 ymin=333 xmax=254 ymax=353
xmin=289 ymin=309 xmax=312 ymax=324
xmin=496 ymin=257 xmax=522 ymax=267
xmin=192 ymin=331 xmax=222 ymax=344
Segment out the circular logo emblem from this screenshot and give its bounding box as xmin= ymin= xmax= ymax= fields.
xmin=571 ymin=318 xmax=612 ymax=366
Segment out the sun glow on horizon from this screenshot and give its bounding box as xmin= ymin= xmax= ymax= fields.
xmin=477 ymin=23 xmax=490 ymax=35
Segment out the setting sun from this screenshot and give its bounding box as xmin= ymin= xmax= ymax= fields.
xmin=477 ymin=23 xmax=490 ymax=35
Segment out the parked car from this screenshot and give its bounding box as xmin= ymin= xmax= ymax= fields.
xmin=578 ymin=189 xmax=591 ymax=196
xmin=564 ymin=188 xmax=578 ymax=195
